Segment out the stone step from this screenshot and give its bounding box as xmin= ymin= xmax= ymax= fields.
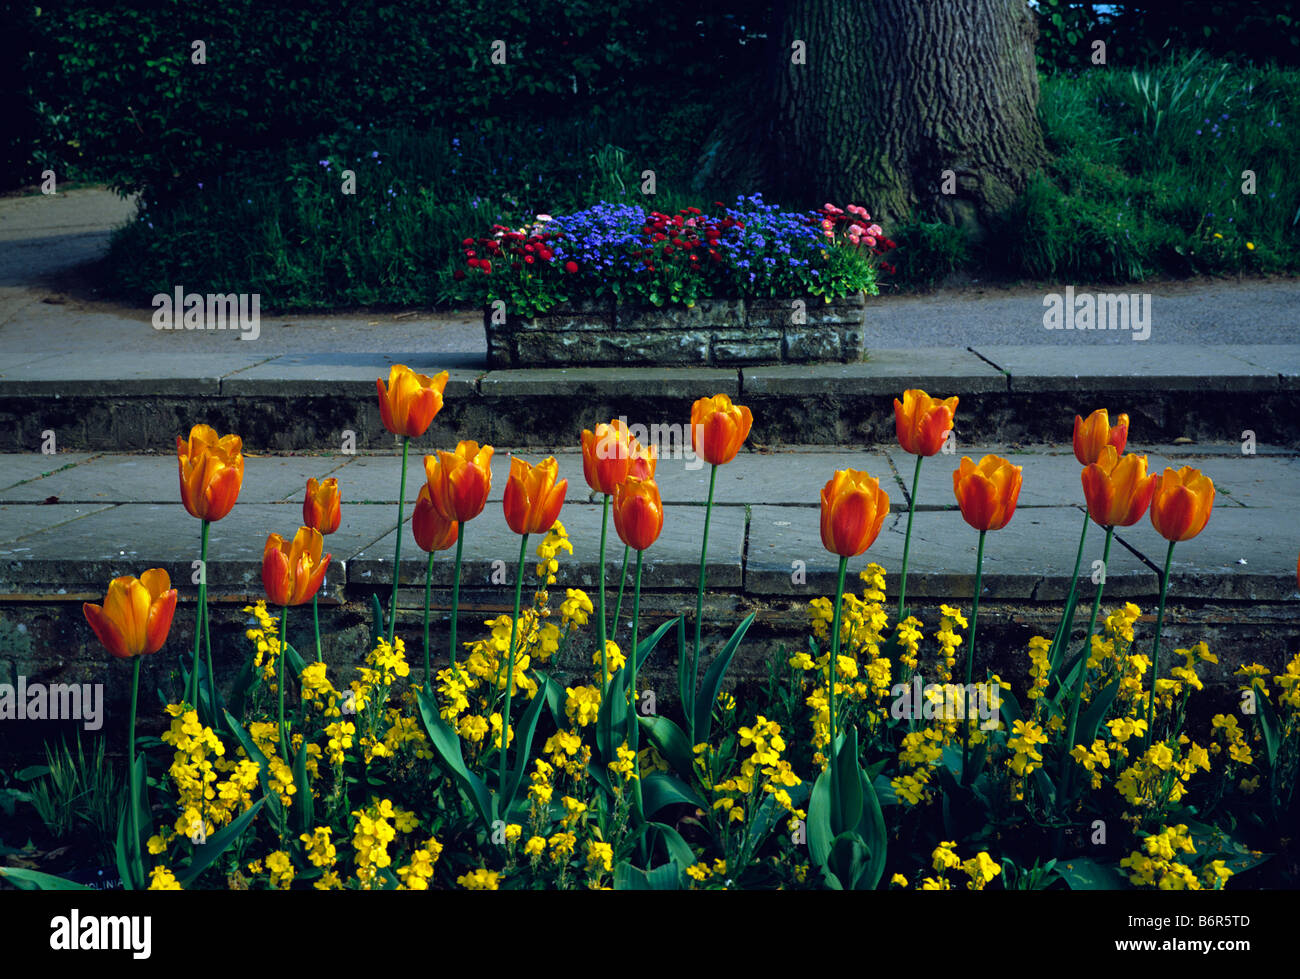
xmin=2 ymin=345 xmax=1298 ymax=452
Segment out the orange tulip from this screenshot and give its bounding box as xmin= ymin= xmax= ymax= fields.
xmin=582 ymin=420 xmax=634 ymax=495
xmin=628 ymin=438 xmax=658 ymax=480
xmin=1149 ymin=466 xmax=1215 ymax=542
xmin=953 ymin=455 xmax=1023 ymax=532
xmin=427 ymin=441 xmax=493 ymax=523
xmin=1073 ymin=409 xmax=1129 ymax=466
xmin=303 ymin=477 xmax=341 ymax=535
xmin=376 ymin=364 xmax=449 ymax=438
xmin=1081 ymin=446 xmax=1157 ymax=528
xmin=895 ymin=389 xmax=959 ymax=457
xmin=262 ymin=527 xmax=332 ymax=606
xmin=503 ymin=456 xmax=567 ymax=535
xmin=413 ymin=483 xmax=460 ymax=552
xmin=691 ymin=394 xmax=753 ymax=466
xmin=177 ymin=424 xmax=244 ymax=522
xmin=83 ymin=569 xmax=178 ymax=659
xmin=820 ymin=469 xmax=890 ymax=557
xmin=613 ymin=477 xmax=664 ymax=551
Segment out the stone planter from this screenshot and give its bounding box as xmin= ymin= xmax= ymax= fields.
xmin=484 ymin=293 xmax=867 ymax=369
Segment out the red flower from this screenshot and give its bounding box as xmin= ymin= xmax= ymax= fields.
xmin=564 ymin=261 xmax=578 ymax=274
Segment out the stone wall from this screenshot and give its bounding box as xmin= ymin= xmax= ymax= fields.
xmin=485 ymin=294 xmax=868 ymax=368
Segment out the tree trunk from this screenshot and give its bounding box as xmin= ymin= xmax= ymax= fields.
xmin=764 ymin=0 xmax=1048 ymax=232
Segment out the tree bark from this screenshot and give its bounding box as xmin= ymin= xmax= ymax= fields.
xmin=762 ymin=0 xmax=1048 ymax=231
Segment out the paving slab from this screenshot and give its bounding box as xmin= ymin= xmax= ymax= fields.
xmin=334 ymin=447 xmax=900 ymax=507
xmin=0 ymin=352 xmax=275 ymax=396
xmin=1120 ymin=507 xmax=1300 ymax=601
xmin=348 ymin=502 xmax=746 ymax=593
xmin=0 ymin=453 xmax=354 ymax=504
xmin=1142 ymin=453 xmax=1299 ymax=509
xmin=0 ymin=501 xmax=115 ymax=558
xmin=970 ymin=345 xmax=1278 ymax=393
xmin=478 ymin=367 xmax=739 ymax=400
xmin=885 ymin=448 xmax=1096 ymax=509
xmin=742 ymin=348 xmax=1008 ymax=396
xmin=746 ymin=504 xmax=1158 ymax=601
xmin=0 ymin=351 xmax=61 ymax=373
xmin=1222 ymin=345 xmax=1300 ymax=390
xmin=0 ymin=503 xmax=397 ymax=595
xmin=0 ymin=453 xmax=100 ymax=490
xmin=1145 ymin=441 xmax=1298 ymax=458
xmin=221 ymin=352 xmax=481 ymax=398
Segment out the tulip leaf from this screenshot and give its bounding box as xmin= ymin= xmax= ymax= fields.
xmin=832 ymin=729 xmax=864 ymax=835
xmin=1079 ymin=677 xmax=1121 ymax=747
xmin=640 ymin=771 xmax=707 ymax=816
xmin=807 ymin=767 xmax=833 ymax=871
xmin=597 ymin=655 xmax=632 ymax=766
xmin=502 ymin=678 xmax=555 ymax=812
xmin=639 ymin=714 xmax=695 ymax=782
xmin=0 ymin=866 xmax=90 ymax=890
xmin=693 ymin=612 xmax=755 ymax=744
xmin=224 ymin=653 xmax=258 ymax=720
xmin=292 ymin=740 xmax=314 ymax=834
xmin=1056 ymin=856 xmax=1128 ymax=890
xmin=646 ymin=821 xmax=694 ymax=875
xmin=176 ymin=798 xmax=266 ymax=888
xmin=1256 ymin=685 xmax=1280 ymax=769
xmin=675 ymin=615 xmax=689 ymax=734
xmin=369 ymin=593 xmax=385 ymax=647
xmin=415 ymin=690 xmax=494 ymax=828
xmin=636 ymin=617 xmax=678 ymax=668
xmin=614 ymin=860 xmax=681 ymax=890
xmin=828 ymin=831 xmax=871 ymax=891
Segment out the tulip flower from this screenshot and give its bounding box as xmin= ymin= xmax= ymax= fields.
xmin=303 ymin=477 xmax=341 ymax=535
xmin=613 ymin=476 xmax=664 ymax=796
xmin=582 ymin=420 xmax=633 ymax=496
xmin=613 ymin=476 xmax=664 ymax=553
xmin=262 ymin=527 xmax=331 ymax=759
xmin=177 ymin=424 xmax=244 ymax=716
xmin=499 ymin=456 xmax=567 ymax=790
xmin=425 ymin=442 xmax=492 ymax=671
xmin=302 ymin=477 xmax=341 ymax=661
xmin=818 ymin=470 xmax=890 ymax=764
xmin=376 ymin=364 xmax=449 ymax=439
xmin=691 ymin=393 xmax=753 ymax=466
xmin=819 ymin=469 xmax=890 ymax=558
xmin=687 ymin=395 xmax=752 ymax=743
xmin=1081 ymin=446 xmax=1157 ymax=528
xmin=377 ymin=365 xmax=449 ymax=643
xmin=893 ymin=390 xmax=958 ymax=622
xmin=895 ymin=389 xmax=958 ymax=458
xmin=177 ymin=424 xmax=244 ymax=523
xmin=951 ymin=455 xmax=1021 ymax=784
xmin=1073 ymin=409 xmax=1129 ymax=466
xmin=1145 ymin=466 xmax=1216 ymax=745
xmin=953 ymin=455 xmax=1023 ymax=532
xmin=262 ymin=526 xmax=332 ymax=608
xmin=503 ymin=456 xmax=567 ymax=536
xmin=412 ymin=482 xmax=460 ymax=680
xmin=583 ymin=419 xmax=637 ymax=729
xmin=84 ymin=569 xmax=177 ymax=887
xmin=611 ymin=435 xmax=658 ymax=647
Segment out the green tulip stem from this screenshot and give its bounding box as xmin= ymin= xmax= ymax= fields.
xmin=828 ymin=556 xmax=849 ymax=807
xmin=449 ymin=526 xmax=466 ymax=667
xmin=422 ymin=549 xmax=435 ymax=686
xmin=1064 ymin=525 xmax=1113 ymax=771
xmin=611 ymin=544 xmax=630 ymax=638
xmin=690 ymin=464 xmax=719 ymax=741
xmin=191 ymin=520 xmax=210 ymax=709
xmin=312 ymin=593 xmax=322 ymax=663
xmin=1052 ymin=510 xmax=1091 ymax=672
xmin=278 ymin=604 xmax=290 ymax=763
xmin=127 ymin=655 xmax=143 ymax=885
xmin=1144 ymin=540 xmax=1177 ymax=748
xmin=499 ymin=533 xmax=529 ymax=793
xmin=961 ymin=530 xmax=987 ymax=785
xmin=897 ymin=454 xmax=924 ymax=623
xmin=387 ymin=435 xmax=410 ymax=642
xmin=630 ymin=549 xmax=645 ymax=820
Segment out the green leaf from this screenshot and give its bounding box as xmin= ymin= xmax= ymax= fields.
xmin=807 ymin=767 xmax=833 ymax=871
xmin=828 ymin=831 xmax=871 ymax=890
xmin=1078 ymin=678 xmax=1121 ymax=746
xmin=640 ymin=715 xmax=695 ymax=781
xmin=693 ymin=612 xmax=755 ymax=743
xmin=115 ymin=803 xmax=136 ymax=890
xmin=176 ymin=798 xmax=266 ymax=888
xmin=1057 ymin=856 xmax=1128 ymax=890
xmin=0 ymin=866 xmax=90 ymax=890
xmin=292 ymin=739 xmax=314 ymax=834
xmin=501 ymin=682 xmax=552 ymax=812
xmin=640 ymin=771 xmax=707 ymax=816
xmin=415 ymin=689 xmax=494 ymax=827
xmin=833 ymin=728 xmax=864 ymax=835
xmin=222 ymin=710 xmax=284 ymax=828
xmin=614 ymin=860 xmax=681 ymax=890
xmin=1256 ymin=686 xmax=1281 ymax=769
xmin=370 ymin=593 xmax=385 ymax=646
xmin=646 ymin=821 xmax=694 ymax=876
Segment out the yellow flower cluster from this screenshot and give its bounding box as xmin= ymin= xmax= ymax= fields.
xmin=1007 ymin=719 xmax=1048 ymax=777
xmin=1115 ymin=738 xmax=1210 ymax=810
xmin=396 ymin=837 xmax=444 ymax=890
xmin=711 ymin=716 xmax=805 ymax=831
xmin=560 ymin=587 xmax=594 ymax=628
xmin=243 ymin=601 xmax=282 ymax=686
xmin=919 ymin=841 xmax=1001 ymax=890
xmin=1025 ymin=636 xmax=1052 ymax=700
xmin=350 ymin=797 xmax=418 ymax=889
xmin=1120 ymin=824 xmax=1233 ymax=890
xmin=535 ymin=521 xmax=573 ymax=586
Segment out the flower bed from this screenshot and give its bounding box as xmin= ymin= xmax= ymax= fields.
xmin=457 ymin=196 xmax=896 ymax=368
xmin=4 ymin=373 xmax=1297 ymax=894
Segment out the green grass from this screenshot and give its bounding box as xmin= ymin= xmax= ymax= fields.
xmin=102 ymin=54 xmax=1300 ymax=309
